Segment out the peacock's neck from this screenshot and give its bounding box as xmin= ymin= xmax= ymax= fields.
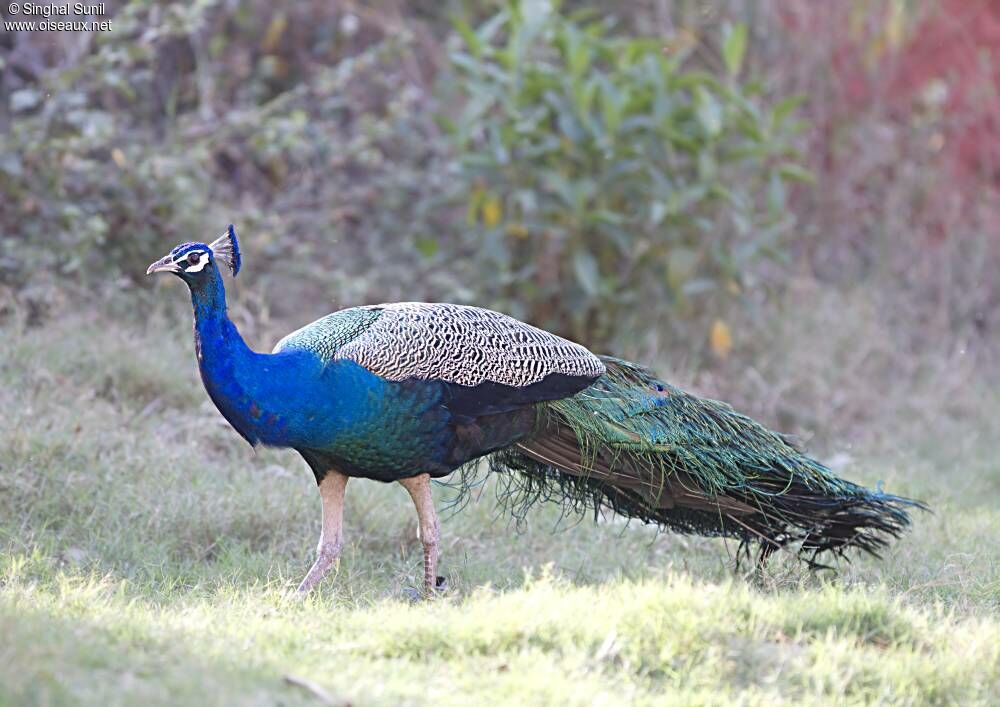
xmin=190 ymin=273 xmax=227 ymax=324
xmin=189 ymin=270 xmax=250 ymax=361
xmin=188 ymin=270 xmax=265 ymax=444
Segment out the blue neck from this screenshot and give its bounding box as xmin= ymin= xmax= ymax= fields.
xmin=188 ymin=270 xmax=266 ymax=444
xmin=190 ymin=269 xmax=252 ymax=366
xmin=190 ymin=268 xmax=229 ymax=326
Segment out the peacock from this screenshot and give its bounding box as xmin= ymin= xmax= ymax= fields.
xmin=147 ymin=226 xmax=923 ymax=595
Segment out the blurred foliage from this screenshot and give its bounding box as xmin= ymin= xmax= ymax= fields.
xmin=0 ymin=0 xmax=808 ymax=353
xmin=0 ymin=1 xmax=451 ymax=308
xmin=443 ymin=1 xmax=806 ymax=345
xmin=7 ymin=0 xmax=992 ymax=366
xmin=0 ymin=0 xmax=996 ymax=459
xmin=0 ymin=2 xmax=219 ymax=288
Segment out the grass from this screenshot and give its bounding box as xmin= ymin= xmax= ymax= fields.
xmin=1 ymin=302 xmax=998 ymax=705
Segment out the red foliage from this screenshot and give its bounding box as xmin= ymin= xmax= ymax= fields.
xmin=887 ymin=0 xmax=1000 ymax=186
xmin=786 ymin=0 xmax=999 ymax=187
xmin=777 ymin=0 xmax=999 ymax=254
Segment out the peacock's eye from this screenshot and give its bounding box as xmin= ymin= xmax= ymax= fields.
xmin=187 ymin=252 xmax=201 ymax=266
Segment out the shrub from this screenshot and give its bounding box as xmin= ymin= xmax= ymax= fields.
xmin=443 ymin=0 xmax=808 ymax=347
xmin=0 ymin=2 xmax=220 ymax=290
xmin=0 ymin=2 xmax=447 ymax=307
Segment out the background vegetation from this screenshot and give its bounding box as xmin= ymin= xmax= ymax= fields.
xmin=2 ymin=0 xmax=998 ymax=704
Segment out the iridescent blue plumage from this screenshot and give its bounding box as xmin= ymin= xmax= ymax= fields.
xmin=185 ymin=264 xmax=453 ymax=478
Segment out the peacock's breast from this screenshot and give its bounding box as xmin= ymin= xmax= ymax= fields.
xmin=294 ymin=361 xmax=455 ymax=479
xmin=216 ymin=354 xmax=454 ymax=477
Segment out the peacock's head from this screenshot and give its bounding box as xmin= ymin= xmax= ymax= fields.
xmin=146 ymin=224 xmax=242 ymax=285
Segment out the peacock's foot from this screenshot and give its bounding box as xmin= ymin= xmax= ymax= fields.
xmin=296 ymin=542 xmax=342 ymax=595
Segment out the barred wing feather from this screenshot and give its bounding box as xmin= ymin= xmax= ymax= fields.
xmin=275 ymin=302 xmax=605 ymax=389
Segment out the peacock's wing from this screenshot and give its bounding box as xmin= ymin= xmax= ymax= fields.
xmin=273 ymin=302 xmax=605 ymax=415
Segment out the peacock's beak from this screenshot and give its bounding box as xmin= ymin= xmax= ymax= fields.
xmin=146 ymin=254 xmax=180 ymax=275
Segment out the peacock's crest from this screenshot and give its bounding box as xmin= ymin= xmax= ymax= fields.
xmin=208 ymin=224 xmax=242 ymax=277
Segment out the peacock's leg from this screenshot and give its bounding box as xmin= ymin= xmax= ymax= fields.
xmin=297 ymin=470 xmax=349 ymax=594
xmin=398 ymin=473 xmax=441 ymax=595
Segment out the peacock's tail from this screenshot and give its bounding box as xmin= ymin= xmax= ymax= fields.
xmin=474 ymin=357 xmax=925 ymax=567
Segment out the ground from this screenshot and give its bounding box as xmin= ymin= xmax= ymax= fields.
xmin=1 ymin=306 xmax=998 ymax=706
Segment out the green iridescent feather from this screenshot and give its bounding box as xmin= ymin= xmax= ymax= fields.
xmin=447 ymin=357 xmax=923 ymax=566
xmin=274 ymin=307 xmax=383 ymax=360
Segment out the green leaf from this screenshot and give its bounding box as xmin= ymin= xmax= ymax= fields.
xmin=435 ymin=114 xmax=458 ymax=135
xmin=449 ymin=51 xmax=483 ymax=77
xmin=694 ymin=86 xmax=722 ymax=137
xmin=0 ymin=154 xmax=24 ymax=178
xmin=650 ymin=200 xmax=668 ymax=226
xmin=667 ymin=247 xmax=699 ymax=290
xmin=453 ymin=17 xmax=482 ymax=58
xmin=599 ymin=79 xmax=623 ymax=135
xmin=772 ymin=95 xmax=805 ymax=128
xmin=681 ymin=278 xmax=717 ymax=296
xmin=11 ymin=89 xmax=43 ymax=114
xmin=767 ymin=171 xmax=786 ymax=216
xmin=590 ymin=209 xmax=626 ymax=226
xmin=477 ymin=10 xmax=510 ymax=47
xmin=722 ymin=23 xmax=748 ymax=77
xmin=777 ymin=162 xmax=815 ymax=184
xmin=415 ymin=236 xmax=440 ymax=258
xmin=565 ymin=27 xmax=592 ymax=79
xmin=573 ymin=250 xmax=601 ymax=296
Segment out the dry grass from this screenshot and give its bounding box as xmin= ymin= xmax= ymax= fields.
xmin=0 ymin=293 xmax=997 ymax=705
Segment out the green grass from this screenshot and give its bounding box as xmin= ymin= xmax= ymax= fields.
xmin=1 ymin=307 xmax=998 ymax=705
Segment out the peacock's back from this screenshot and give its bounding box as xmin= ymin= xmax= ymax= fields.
xmin=273 ymin=302 xmax=605 ymax=389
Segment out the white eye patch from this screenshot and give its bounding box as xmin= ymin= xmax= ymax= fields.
xmin=176 ymin=250 xmax=211 ymax=273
